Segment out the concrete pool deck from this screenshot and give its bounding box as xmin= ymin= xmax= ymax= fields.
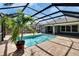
xmin=0 ymin=34 xmax=79 ymax=56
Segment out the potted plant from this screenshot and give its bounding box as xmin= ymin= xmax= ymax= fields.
xmin=0 ymin=10 xmax=36 ymax=50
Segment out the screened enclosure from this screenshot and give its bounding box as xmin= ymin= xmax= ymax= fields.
xmin=0 ymin=3 xmax=79 ymax=25
xmin=0 ymin=3 xmax=79 ymax=41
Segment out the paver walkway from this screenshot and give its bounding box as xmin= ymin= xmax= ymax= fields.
xmin=0 ymin=35 xmax=79 ymax=56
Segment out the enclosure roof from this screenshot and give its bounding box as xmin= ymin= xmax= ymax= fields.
xmin=0 ymin=3 xmax=79 ymax=25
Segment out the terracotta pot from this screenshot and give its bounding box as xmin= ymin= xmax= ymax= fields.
xmin=16 ymin=40 xmax=25 ymax=50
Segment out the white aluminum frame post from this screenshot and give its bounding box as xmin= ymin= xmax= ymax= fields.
xmin=53 ymin=25 xmax=55 ymax=35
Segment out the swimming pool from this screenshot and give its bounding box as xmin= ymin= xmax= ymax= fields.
xmin=17 ymin=34 xmax=56 ymax=47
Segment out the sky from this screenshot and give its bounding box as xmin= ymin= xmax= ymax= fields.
xmin=0 ymin=3 xmax=79 ymax=20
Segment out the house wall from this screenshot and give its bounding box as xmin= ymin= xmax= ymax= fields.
xmin=40 ymin=26 xmax=45 ymax=33
xmin=41 ymin=22 xmax=79 ymax=35
xmin=60 ymin=25 xmax=79 ymax=34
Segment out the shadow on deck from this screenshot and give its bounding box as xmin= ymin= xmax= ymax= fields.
xmin=8 ymin=49 xmax=24 ymax=56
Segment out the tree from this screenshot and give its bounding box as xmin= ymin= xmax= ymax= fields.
xmin=0 ymin=10 xmax=36 ymax=44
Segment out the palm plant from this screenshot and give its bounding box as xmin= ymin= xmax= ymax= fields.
xmin=0 ymin=15 xmax=15 ymax=36
xmin=0 ymin=10 xmax=36 ymax=49
xmin=11 ymin=10 xmax=36 ymax=43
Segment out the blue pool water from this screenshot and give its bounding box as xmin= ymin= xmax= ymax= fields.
xmin=17 ymin=34 xmax=56 ymax=47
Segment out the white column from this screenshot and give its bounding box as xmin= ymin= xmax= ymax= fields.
xmin=53 ymin=25 xmax=55 ymax=35
xmin=71 ymin=25 xmax=72 ymax=33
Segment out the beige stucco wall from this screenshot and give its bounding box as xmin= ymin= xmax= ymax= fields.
xmin=41 ymin=21 xmax=79 ymax=33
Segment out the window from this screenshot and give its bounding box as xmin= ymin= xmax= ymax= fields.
xmin=72 ymin=25 xmax=78 ymax=32
xmin=61 ymin=26 xmax=65 ymax=31
xmin=66 ymin=25 xmax=71 ymax=32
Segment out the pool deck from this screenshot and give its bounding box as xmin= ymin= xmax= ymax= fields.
xmin=0 ymin=34 xmax=79 ymax=56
